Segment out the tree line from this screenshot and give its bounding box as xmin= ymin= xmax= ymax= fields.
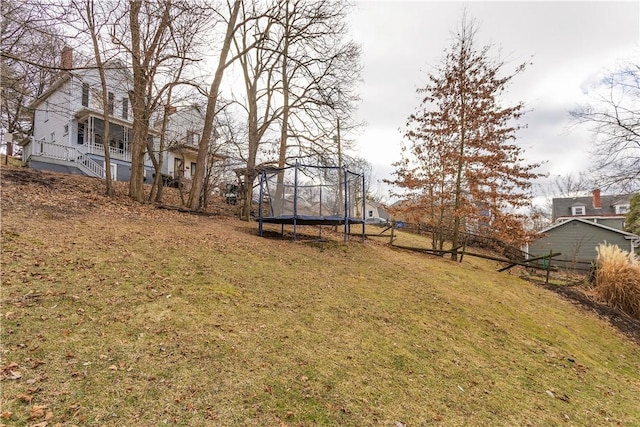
xmin=1 ymin=0 xmax=363 ymax=219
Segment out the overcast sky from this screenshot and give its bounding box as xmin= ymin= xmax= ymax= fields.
xmin=348 ymin=1 xmax=639 ymax=200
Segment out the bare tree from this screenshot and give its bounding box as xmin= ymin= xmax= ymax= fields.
xmin=1 ymin=0 xmax=66 ymax=157
xmin=73 ymin=0 xmax=120 ymax=195
xmin=275 ymin=0 xmax=361 ymax=169
xmin=112 ymin=0 xmax=212 ymax=202
xmin=187 ymin=0 xmax=243 ymax=210
xmin=229 ymin=0 xmax=281 ymax=219
xmin=571 ymin=58 xmax=640 ymax=192
xmin=547 ymin=172 xmax=594 ymax=198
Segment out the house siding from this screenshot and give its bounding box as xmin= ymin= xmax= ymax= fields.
xmin=529 ymin=221 xmax=632 ymax=270
xmin=32 ymin=79 xmax=72 ymax=147
xmin=593 ymin=217 xmax=626 ymax=230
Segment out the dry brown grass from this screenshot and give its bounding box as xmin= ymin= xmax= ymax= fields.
xmin=594 ymin=243 xmax=640 ymax=319
xmin=2 ymin=165 xmax=640 ymax=426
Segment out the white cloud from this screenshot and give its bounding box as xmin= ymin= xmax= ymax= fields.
xmin=350 ymin=1 xmax=639 ymax=198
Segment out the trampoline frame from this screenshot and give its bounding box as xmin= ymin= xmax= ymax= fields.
xmin=257 ymin=162 xmax=366 ymax=242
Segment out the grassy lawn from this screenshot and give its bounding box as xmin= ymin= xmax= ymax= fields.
xmin=1 ymin=166 xmax=639 ymax=426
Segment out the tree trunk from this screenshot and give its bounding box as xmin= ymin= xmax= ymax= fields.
xmin=85 ymin=0 xmax=114 ymax=196
xmin=128 ymin=0 xmax=147 ymax=202
xmin=188 ymin=0 xmax=241 ymax=210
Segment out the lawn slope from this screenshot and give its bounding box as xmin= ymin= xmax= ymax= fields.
xmin=1 ymin=166 xmax=639 ymax=426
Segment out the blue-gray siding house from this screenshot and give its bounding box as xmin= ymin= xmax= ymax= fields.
xmin=528 ymin=218 xmax=639 ymax=270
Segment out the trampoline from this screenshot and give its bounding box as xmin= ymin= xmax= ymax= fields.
xmin=257 ymin=162 xmax=365 ymax=241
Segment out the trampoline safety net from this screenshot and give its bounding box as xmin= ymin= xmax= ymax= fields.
xmin=257 ymin=163 xmax=365 ymax=238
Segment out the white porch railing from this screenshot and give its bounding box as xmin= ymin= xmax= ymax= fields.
xmin=30 ymin=140 xmax=105 ymax=179
xmin=33 ymin=139 xmax=74 ymax=161
xmin=86 ymin=142 xmax=131 ymax=161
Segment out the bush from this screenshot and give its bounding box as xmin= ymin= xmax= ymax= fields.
xmin=594 ymin=243 xmax=640 ymax=319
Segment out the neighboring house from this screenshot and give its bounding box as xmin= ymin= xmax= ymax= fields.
xmin=161 ymin=104 xmax=230 ymax=192
xmin=163 ymin=105 xmax=205 ymax=184
xmin=552 ymin=189 xmax=632 ymax=231
xmin=527 ymin=190 xmax=639 ymax=270
xmin=527 ymin=218 xmax=639 ymax=270
xmin=20 ymin=47 xmax=156 ymax=183
xmin=364 ymin=199 xmax=390 ymax=224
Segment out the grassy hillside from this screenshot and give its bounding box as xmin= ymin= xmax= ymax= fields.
xmin=1 ymin=165 xmax=639 ymax=426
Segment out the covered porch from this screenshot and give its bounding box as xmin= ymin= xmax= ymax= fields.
xmin=75 ymin=113 xmax=133 ymax=162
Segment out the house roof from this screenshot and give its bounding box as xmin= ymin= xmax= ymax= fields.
xmin=30 ymin=60 xmax=132 ymax=109
xmin=538 ymin=217 xmax=638 ymax=239
xmin=552 ymin=193 xmax=633 ymax=220
xmin=29 ymin=72 xmax=72 ymax=109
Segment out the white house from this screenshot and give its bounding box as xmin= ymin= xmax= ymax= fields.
xmin=21 ymin=47 xmax=157 ymax=183
xmin=364 ymin=199 xmax=390 ymax=224
xmin=21 ymin=48 xmax=230 ymax=191
xmin=163 ymin=105 xmax=205 ymax=182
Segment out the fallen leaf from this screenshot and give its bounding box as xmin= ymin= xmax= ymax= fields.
xmin=7 ymin=370 xmax=22 ymax=380
xmin=17 ymin=393 xmax=33 ymax=403
xmin=30 ymin=359 xmax=46 ymax=369
xmin=1 ymin=362 xmax=19 ymax=372
xmin=29 ymin=404 xmax=47 ymax=420
xmin=108 ymin=365 xmax=118 ymax=371
xmin=1 ymin=411 xmax=12 ymax=420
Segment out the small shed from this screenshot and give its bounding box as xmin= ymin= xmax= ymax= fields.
xmin=527 ymin=218 xmax=640 ymax=270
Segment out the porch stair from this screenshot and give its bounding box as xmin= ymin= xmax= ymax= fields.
xmin=74 ymin=150 xmax=105 ymax=178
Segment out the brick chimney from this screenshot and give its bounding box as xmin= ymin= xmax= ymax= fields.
xmin=592 ymin=189 xmax=601 ymax=209
xmin=60 ymin=46 xmax=73 ymax=70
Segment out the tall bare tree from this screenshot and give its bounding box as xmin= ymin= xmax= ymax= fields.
xmin=571 ymin=58 xmax=640 ymax=192
xmin=187 ymin=0 xmax=242 ymax=210
xmin=72 ymin=0 xmax=120 ymax=195
xmin=390 ymin=13 xmax=543 ymax=259
xmin=223 ymin=0 xmax=361 ymax=219
xmin=112 ymin=0 xmax=211 ymax=202
xmin=1 ymin=0 xmax=65 ymax=156
xmin=275 ymin=0 xmax=361 ymax=168
xmin=232 ymin=1 xmax=283 ymax=219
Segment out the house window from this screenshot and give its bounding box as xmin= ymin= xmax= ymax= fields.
xmin=63 ymin=124 xmax=69 ymax=135
xmin=368 ymin=210 xmax=374 ymax=218
xmin=44 ymin=101 xmax=49 ymax=122
xmin=174 ymin=158 xmax=183 ymax=178
xmin=77 ymin=123 xmax=85 ymax=145
xmin=108 ymin=92 xmax=114 ymax=115
xmin=122 ymin=97 xmax=128 ymax=120
xmin=191 ymin=162 xmax=196 ymax=178
xmin=82 ymin=83 xmax=89 ymax=107
xmin=50 ymin=132 xmax=55 ymax=143
xmin=186 ymin=130 xmax=199 ymax=146
xmin=571 ymin=206 xmax=585 ymax=216
xmin=615 ymin=204 xmax=630 ymax=214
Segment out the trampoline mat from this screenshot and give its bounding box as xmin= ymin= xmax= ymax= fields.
xmin=260 ymin=215 xmax=364 ymax=226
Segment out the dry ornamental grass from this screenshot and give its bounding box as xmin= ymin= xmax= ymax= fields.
xmin=594 ymin=243 xmax=640 ymax=320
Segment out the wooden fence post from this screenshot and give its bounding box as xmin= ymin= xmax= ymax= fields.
xmin=390 ymin=223 xmax=395 ymax=245
xmin=545 ymin=249 xmax=553 ymax=284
